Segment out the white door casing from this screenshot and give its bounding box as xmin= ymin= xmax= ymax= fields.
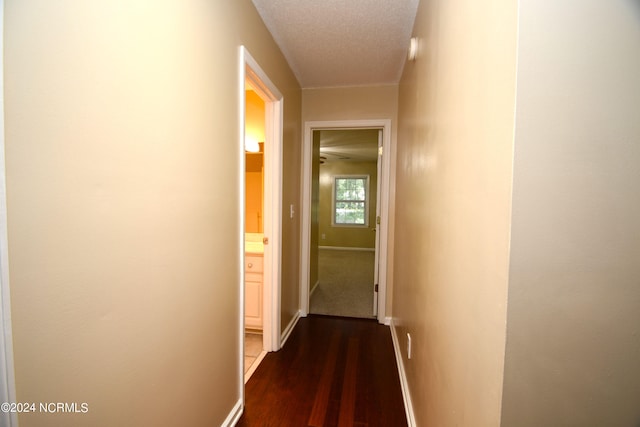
xmin=300 ymin=120 xmax=392 ymax=323
xmin=239 ymin=46 xmax=283 ymax=400
xmin=372 ymin=129 xmax=383 ymax=317
xmin=0 ymin=1 xmax=19 ymax=425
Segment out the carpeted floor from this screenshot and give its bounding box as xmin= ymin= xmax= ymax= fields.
xmin=309 ymin=249 xmax=376 ymax=319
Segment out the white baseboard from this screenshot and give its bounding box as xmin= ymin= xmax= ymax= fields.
xmin=384 ymin=316 xmax=392 ymax=326
xmin=244 ymin=350 xmax=268 ymax=384
xmin=390 ymin=319 xmax=416 ymax=427
xmin=222 ymin=398 xmax=243 ymax=427
xmin=280 ymin=310 xmax=301 ymax=348
xmin=318 ymin=246 xmax=375 ymax=252
xmin=310 ymin=280 xmax=320 ymax=297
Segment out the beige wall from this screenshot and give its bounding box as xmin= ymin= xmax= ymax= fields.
xmin=302 ymin=85 xmax=398 ymax=123
xmin=4 ymin=1 xmax=300 ymax=426
xmin=501 ymin=1 xmax=640 ymax=425
xmin=393 ymin=0 xmax=517 ymax=425
xmin=319 ymin=161 xmax=377 ymax=249
xmin=302 ymin=85 xmax=398 ymax=312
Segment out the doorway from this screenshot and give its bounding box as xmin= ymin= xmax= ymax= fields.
xmin=243 ymin=87 xmax=267 ymax=380
xmin=300 ymin=120 xmax=392 ymax=324
xmin=308 ymin=129 xmax=381 ymax=318
xmin=239 ymin=47 xmax=283 ymax=391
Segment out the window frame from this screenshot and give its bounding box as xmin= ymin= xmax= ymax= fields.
xmin=331 ymin=174 xmax=370 ymax=228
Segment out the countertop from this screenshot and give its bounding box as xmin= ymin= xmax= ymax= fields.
xmin=245 ymin=241 xmax=264 ymax=255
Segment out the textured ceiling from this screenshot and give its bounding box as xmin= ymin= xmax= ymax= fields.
xmin=251 ymin=0 xmax=419 ymax=88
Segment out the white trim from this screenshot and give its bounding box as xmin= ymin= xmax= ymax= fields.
xmin=280 ymin=310 xmax=301 ymax=348
xmin=300 ymin=120 xmax=392 ymax=323
xmin=384 ymin=316 xmax=392 ymax=326
xmin=390 ymin=319 xmax=416 ymax=427
xmin=221 ymin=398 xmax=243 ymax=427
xmin=244 ymin=350 xmax=267 ymax=384
xmin=0 ymin=2 xmax=18 ymax=425
xmin=318 ymin=246 xmax=375 ymax=252
xmin=301 ymin=82 xmax=399 ymax=90
xmin=372 ymin=129 xmax=383 ymax=317
xmin=238 ymin=46 xmax=247 ymax=409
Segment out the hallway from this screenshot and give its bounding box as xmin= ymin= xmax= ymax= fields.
xmin=3 ymin=1 xmax=640 ymax=427
xmin=238 ymin=315 xmax=407 ymax=427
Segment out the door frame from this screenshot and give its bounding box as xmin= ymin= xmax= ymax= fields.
xmin=372 ymin=129 xmax=383 ymax=317
xmin=238 ymin=46 xmax=283 ymax=394
xmin=0 ymin=2 xmax=18 ymax=425
xmin=300 ymin=119 xmax=392 ymax=323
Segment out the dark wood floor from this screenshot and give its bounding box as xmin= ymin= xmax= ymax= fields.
xmin=237 ymin=315 xmax=407 ymax=427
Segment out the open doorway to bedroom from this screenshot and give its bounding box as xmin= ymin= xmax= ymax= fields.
xmin=309 ymin=129 xmax=381 ymax=319
xmin=300 ymin=120 xmax=392 ymax=324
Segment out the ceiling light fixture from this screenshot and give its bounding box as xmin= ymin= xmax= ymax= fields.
xmin=245 ymin=138 xmax=260 ymax=153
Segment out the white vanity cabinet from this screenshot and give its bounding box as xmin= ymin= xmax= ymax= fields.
xmin=245 ymin=254 xmax=263 ymax=330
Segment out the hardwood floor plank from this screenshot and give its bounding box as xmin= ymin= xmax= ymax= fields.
xmin=338 ymin=337 xmax=358 ymax=427
xmin=308 ymin=331 xmax=341 ymax=427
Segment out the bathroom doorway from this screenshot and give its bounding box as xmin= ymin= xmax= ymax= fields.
xmin=243 ymin=87 xmax=266 ymax=380
xmin=239 ymin=47 xmax=283 ymax=389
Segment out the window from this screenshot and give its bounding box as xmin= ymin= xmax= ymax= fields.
xmin=332 ymin=175 xmax=369 ymax=227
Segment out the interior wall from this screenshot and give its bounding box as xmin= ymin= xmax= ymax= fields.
xmin=245 ymin=90 xmax=265 ymax=233
xmin=501 ymin=1 xmax=640 ymax=425
xmin=3 ymin=1 xmax=300 ymax=426
xmin=393 ymin=0 xmax=517 ymax=425
xmin=245 ymin=152 xmax=263 ymax=233
xmin=302 ymin=85 xmax=398 ymax=313
xmin=319 ymin=161 xmax=377 ymax=249
xmin=245 ymin=90 xmax=266 ymax=149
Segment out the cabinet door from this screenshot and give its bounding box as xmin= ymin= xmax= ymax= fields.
xmin=245 ymin=280 xmax=262 ymax=329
